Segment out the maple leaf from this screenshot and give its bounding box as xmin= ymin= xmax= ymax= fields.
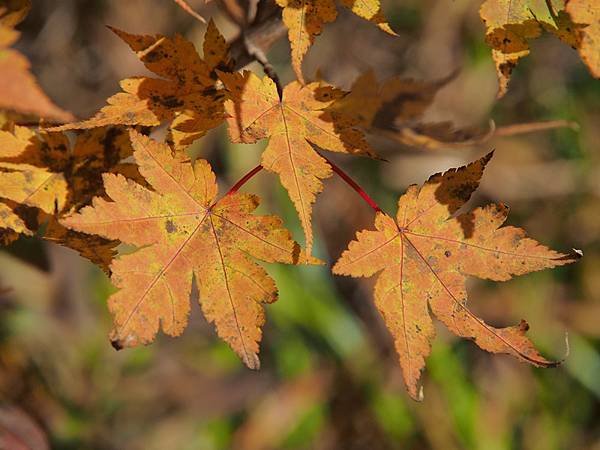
xmin=328 ymin=70 xmax=485 ymax=149
xmin=330 ymin=70 xmax=576 ymax=149
xmin=0 ymin=125 xmax=141 ymax=213
xmin=0 ymin=125 xmax=140 ymax=272
xmin=333 ymin=152 xmax=581 ymax=399
xmin=0 ymin=200 xmax=29 ymax=245
xmin=275 ymin=0 xmax=396 ymax=82
xmin=0 ymin=126 xmax=68 ymax=215
xmin=51 ymin=20 xmax=231 ymax=149
xmin=479 ymin=0 xmax=597 ymax=97
xmin=0 ymin=0 xmax=73 ymax=122
xmin=61 ymin=131 xmax=300 ymax=368
xmin=566 ymin=0 xmax=600 ymax=78
xmin=221 ymin=70 xmax=375 ymax=259
xmin=0 ymin=200 xmax=118 ymax=273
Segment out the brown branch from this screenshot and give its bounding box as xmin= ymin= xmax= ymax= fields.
xmin=228 ymin=1 xmax=286 ymax=70
xmin=215 ymin=0 xmax=247 ymax=26
xmin=494 ymin=119 xmax=579 ymax=137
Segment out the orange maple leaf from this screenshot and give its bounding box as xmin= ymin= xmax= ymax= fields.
xmin=221 ymin=71 xmax=375 ymax=259
xmin=333 ymin=152 xmax=581 ymax=400
xmin=61 ymin=131 xmax=300 ymax=368
xmin=275 ymin=0 xmax=396 ymax=82
xmin=0 ymin=0 xmax=73 ymax=122
xmin=51 ymin=20 xmax=231 ymax=149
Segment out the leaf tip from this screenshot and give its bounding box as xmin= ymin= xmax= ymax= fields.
xmin=482 ymin=149 xmax=495 ymax=164
xmin=110 ymin=338 xmax=124 ymax=351
xmin=408 ymin=383 xmax=425 ymax=402
xmin=556 ymin=248 xmax=583 ymax=263
xmin=417 ymin=385 xmax=424 ymax=402
xmin=109 ymin=329 xmax=140 ymax=350
xmin=243 ymin=352 xmax=261 ymax=370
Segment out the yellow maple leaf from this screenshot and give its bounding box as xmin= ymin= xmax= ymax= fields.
xmin=0 ymin=126 xmax=68 ymax=215
xmin=479 ymin=0 xmax=596 ymax=97
xmin=333 ymin=152 xmax=581 ymax=399
xmin=566 ymin=0 xmax=600 ymax=78
xmin=61 ymin=131 xmax=300 ymax=368
xmin=221 ymin=70 xmax=375 ymax=259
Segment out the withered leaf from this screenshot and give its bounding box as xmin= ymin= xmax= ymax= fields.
xmin=0 ymin=126 xmax=68 ymax=215
xmin=62 ymin=131 xmax=300 ymax=368
xmin=329 ymin=70 xmax=479 ymax=150
xmin=0 ymin=125 xmax=140 ymax=213
xmin=221 ymin=70 xmax=375 ymax=259
xmin=333 ymin=70 xmax=576 ymax=149
xmin=333 ymin=152 xmax=581 ymax=399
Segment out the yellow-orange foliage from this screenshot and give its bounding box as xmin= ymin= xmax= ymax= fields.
xmin=62 ymin=131 xmax=300 ymax=368
xmin=221 ymin=70 xmax=375 ymax=259
xmin=480 ymin=0 xmax=598 ymax=97
xmin=0 ymin=125 xmax=141 ymax=271
xmin=51 ymin=21 xmax=231 ymax=149
xmin=333 ymin=153 xmax=580 ymax=399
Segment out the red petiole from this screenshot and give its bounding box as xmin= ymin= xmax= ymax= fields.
xmin=321 ymin=155 xmax=382 ymax=213
xmin=224 ymin=157 xmax=382 ymax=214
xmin=225 ymin=164 xmax=264 ymax=196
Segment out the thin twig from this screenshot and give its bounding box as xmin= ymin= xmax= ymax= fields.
xmin=229 ymin=2 xmax=286 ymax=70
xmin=215 ymin=0 xmax=247 ymax=25
xmin=173 ymin=0 xmax=207 ymax=24
xmin=246 ymin=0 xmax=260 ymax=24
xmin=494 ymin=119 xmax=579 ymax=137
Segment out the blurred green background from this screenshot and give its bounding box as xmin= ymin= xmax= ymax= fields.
xmin=1 ymin=0 xmax=599 ymax=449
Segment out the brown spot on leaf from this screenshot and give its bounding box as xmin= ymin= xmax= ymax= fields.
xmin=165 ymin=219 xmax=177 ymax=234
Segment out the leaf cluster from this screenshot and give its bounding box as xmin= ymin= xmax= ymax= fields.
xmin=0 ymin=0 xmax=591 ymax=399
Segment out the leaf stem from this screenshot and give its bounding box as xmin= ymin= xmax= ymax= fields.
xmin=225 ymin=164 xmax=264 ymax=196
xmin=225 ymin=158 xmax=382 ymax=215
xmin=321 ymin=155 xmax=382 ymax=213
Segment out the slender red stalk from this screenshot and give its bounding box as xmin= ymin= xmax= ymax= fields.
xmin=225 ymin=164 xmax=264 ymax=196
xmin=321 ymin=156 xmax=382 ymax=213
xmin=224 ymin=158 xmax=381 ymax=214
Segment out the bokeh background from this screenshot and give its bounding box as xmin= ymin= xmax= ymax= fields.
xmin=1 ymin=0 xmax=599 ymax=448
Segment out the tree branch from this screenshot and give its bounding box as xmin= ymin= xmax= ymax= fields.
xmin=228 ymin=1 xmax=286 ymax=71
